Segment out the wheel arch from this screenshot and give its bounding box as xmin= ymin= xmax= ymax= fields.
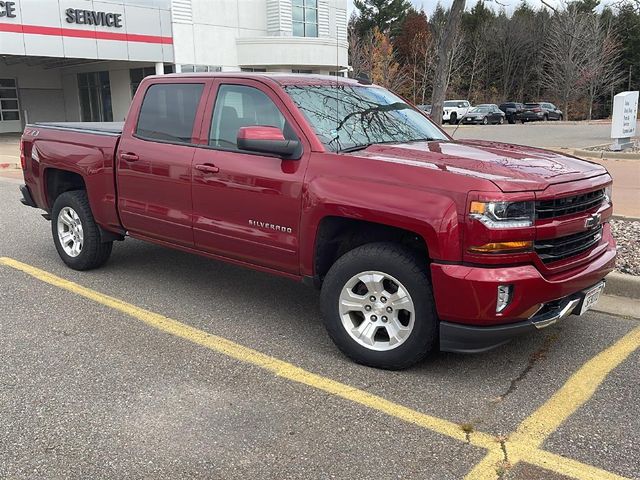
xmin=44 ymin=167 xmax=86 ymax=210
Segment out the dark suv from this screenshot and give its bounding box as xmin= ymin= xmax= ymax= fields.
xmin=521 ymin=102 xmax=563 ymax=122
xmin=498 ymin=102 xmax=525 ymax=124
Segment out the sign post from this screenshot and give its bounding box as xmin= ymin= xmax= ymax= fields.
xmin=610 ymin=91 xmax=638 ymax=151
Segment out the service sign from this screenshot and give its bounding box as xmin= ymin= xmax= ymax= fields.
xmin=611 ymin=91 xmax=639 ymax=139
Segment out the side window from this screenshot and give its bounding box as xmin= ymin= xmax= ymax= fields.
xmin=209 ymin=84 xmax=295 ymax=149
xmin=136 ymin=83 xmax=204 ymax=144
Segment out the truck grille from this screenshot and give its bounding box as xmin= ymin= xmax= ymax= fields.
xmin=536 ymin=189 xmax=605 ymax=220
xmin=535 ymin=226 xmax=603 ymax=263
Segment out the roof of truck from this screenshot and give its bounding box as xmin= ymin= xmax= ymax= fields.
xmin=155 ymin=72 xmax=369 ymax=87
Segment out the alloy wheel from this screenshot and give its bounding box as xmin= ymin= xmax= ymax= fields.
xmin=57 ymin=206 xmax=84 ymax=257
xmin=338 ymin=271 xmax=415 ymax=351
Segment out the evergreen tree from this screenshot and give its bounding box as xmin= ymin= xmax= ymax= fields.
xmin=615 ymin=3 xmax=640 ymax=90
xmin=353 ymin=0 xmax=413 ymax=37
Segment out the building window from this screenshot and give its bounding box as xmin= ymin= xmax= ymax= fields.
xmin=292 ymin=0 xmax=318 ymax=37
xmin=130 ymin=65 xmax=175 ymax=97
xmin=240 ymin=67 xmax=267 ymax=72
xmin=181 ymin=65 xmax=222 ymax=73
xmin=78 ymin=72 xmax=113 ymax=122
xmin=292 ymin=69 xmax=313 ymax=74
xmin=0 ymin=79 xmax=20 ymax=122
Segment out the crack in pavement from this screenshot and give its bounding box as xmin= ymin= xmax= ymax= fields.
xmin=499 ymin=331 xmax=560 ymax=401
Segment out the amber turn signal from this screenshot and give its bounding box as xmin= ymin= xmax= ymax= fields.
xmin=468 ymin=240 xmax=533 ymax=254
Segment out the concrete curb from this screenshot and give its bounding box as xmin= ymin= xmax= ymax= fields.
xmin=605 ymin=271 xmax=640 ymax=299
xmin=573 ymin=147 xmax=640 ymax=160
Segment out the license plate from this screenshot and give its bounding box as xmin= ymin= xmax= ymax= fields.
xmin=579 ymin=282 xmax=605 ymax=315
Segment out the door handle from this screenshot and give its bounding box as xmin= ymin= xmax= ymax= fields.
xmin=120 ymin=152 xmax=139 ymax=162
xmin=195 ymin=163 xmax=220 ymax=173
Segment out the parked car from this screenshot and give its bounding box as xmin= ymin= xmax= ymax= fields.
xmin=520 ymin=102 xmax=564 ymax=122
xmin=443 ymin=100 xmax=472 ymax=124
xmin=19 ymin=74 xmax=615 ymax=369
xmin=499 ymin=102 xmax=525 ymax=124
xmin=417 ymin=104 xmax=432 ymax=115
xmin=460 ymin=104 xmax=506 ymax=125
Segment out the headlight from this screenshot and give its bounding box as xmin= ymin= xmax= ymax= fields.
xmin=470 ymin=201 xmax=534 ymax=228
xmin=604 ymin=185 xmax=612 ymax=204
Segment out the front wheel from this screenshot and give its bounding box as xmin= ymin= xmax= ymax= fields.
xmin=51 ymin=191 xmax=113 ymax=270
xmin=320 ymin=243 xmax=438 ymax=369
xmin=449 ymin=113 xmax=457 ymax=125
xmin=482 ymin=116 xmax=488 ymax=125
xmin=499 ymin=116 xmax=505 ymax=125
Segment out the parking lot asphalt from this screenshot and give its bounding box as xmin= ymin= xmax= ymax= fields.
xmin=1 ymin=176 xmax=639 ymax=480
xmin=442 ymin=121 xmax=636 ymax=149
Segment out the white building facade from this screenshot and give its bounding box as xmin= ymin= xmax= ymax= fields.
xmin=0 ymin=0 xmax=348 ymax=133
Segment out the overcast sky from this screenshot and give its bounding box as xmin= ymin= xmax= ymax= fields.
xmin=346 ymin=0 xmax=581 ymax=16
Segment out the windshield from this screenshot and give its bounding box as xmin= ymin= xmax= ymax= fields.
xmin=285 ymin=84 xmax=448 ymax=152
xmin=471 ymin=107 xmax=490 ymax=113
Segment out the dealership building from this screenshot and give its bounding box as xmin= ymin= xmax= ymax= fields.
xmin=0 ymin=0 xmax=348 ymax=133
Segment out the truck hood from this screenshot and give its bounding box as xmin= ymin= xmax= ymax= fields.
xmin=347 ymin=140 xmax=608 ymax=192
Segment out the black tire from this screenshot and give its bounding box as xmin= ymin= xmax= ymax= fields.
xmin=521 ymin=120 xmax=526 ymax=124
xmin=499 ymin=116 xmax=505 ymax=125
xmin=449 ymin=113 xmax=457 ymax=125
xmin=482 ymin=116 xmax=488 ymax=125
xmin=543 ymin=114 xmax=549 ymax=121
xmin=320 ymin=242 xmax=438 ymax=370
xmin=51 ymin=190 xmax=113 ymax=270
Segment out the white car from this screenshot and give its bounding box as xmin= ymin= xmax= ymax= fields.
xmin=443 ymin=100 xmax=472 ymax=124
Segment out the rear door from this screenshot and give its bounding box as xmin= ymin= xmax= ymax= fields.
xmin=116 ymin=79 xmax=209 ymax=246
xmin=190 ymin=79 xmax=310 ymax=274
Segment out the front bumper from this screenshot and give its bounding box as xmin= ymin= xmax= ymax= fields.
xmin=462 ymin=117 xmax=483 ymax=124
xmin=440 ymin=291 xmax=584 ymax=353
xmin=432 ymin=232 xmax=616 ymax=352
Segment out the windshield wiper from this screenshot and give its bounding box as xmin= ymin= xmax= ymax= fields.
xmin=338 ymin=143 xmax=374 ymax=153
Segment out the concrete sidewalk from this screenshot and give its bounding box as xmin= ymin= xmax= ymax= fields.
xmin=0 ymin=134 xmax=20 ymax=169
xmin=589 ymin=157 xmax=639 ymax=219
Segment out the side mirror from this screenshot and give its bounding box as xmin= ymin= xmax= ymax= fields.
xmin=237 ymin=126 xmax=301 ymax=159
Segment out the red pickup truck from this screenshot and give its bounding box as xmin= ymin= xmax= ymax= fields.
xmin=19 ymin=73 xmax=616 ymax=369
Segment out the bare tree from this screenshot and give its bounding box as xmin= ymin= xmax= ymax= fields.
xmin=430 ymin=0 xmax=466 ymax=125
xmin=581 ymin=16 xmax=624 ymax=119
xmin=541 ymin=8 xmax=592 ymax=118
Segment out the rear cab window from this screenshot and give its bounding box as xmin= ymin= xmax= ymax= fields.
xmin=136 ymin=83 xmax=204 ymax=144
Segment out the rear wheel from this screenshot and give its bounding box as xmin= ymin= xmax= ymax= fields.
xmin=499 ymin=116 xmax=505 ymax=125
xmin=51 ymin=191 xmax=113 ymax=270
xmin=320 ymin=243 xmax=438 ymax=370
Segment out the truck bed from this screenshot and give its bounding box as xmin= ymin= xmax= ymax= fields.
xmin=33 ymin=122 xmax=124 ymax=136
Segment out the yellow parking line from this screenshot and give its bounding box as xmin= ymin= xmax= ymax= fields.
xmin=513 ymin=324 xmax=640 ymax=446
xmin=2 ymin=256 xmax=637 ymax=480
xmin=0 ymin=257 xmax=494 ymax=450
xmin=466 ymin=316 xmax=640 ymax=480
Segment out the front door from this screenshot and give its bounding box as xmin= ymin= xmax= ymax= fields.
xmin=116 ymin=80 xmax=208 ymax=246
xmin=191 ymin=80 xmax=309 ymax=274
